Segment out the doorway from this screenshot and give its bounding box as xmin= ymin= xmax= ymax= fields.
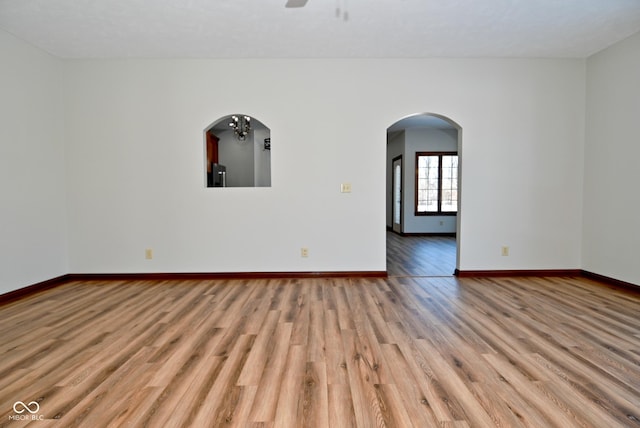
xmin=386 ymin=113 xmax=461 ymax=277
xmin=392 ymin=155 xmax=403 ymax=233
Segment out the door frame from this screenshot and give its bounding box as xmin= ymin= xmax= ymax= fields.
xmin=386 ymin=112 xmax=463 ymax=273
xmin=392 ymin=155 xmax=403 ymax=233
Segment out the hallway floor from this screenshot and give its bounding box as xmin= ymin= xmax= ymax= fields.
xmin=386 ymin=231 xmax=456 ymax=277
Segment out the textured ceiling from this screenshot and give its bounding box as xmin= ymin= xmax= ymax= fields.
xmin=1 ymin=0 xmax=640 ymax=59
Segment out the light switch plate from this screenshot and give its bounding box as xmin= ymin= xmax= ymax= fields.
xmin=340 ymin=183 xmax=352 ymax=193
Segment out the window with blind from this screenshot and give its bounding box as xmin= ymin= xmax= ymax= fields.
xmin=415 ymin=152 xmax=458 ymax=215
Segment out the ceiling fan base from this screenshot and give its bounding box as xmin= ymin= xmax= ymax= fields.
xmin=285 ymin=0 xmax=309 ymax=8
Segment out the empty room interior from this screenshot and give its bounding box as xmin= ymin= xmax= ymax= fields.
xmin=1 ymin=1 xmax=640 ymax=426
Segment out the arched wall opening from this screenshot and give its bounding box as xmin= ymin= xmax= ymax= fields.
xmin=386 ymin=112 xmax=462 ymax=274
xmin=204 ymin=114 xmax=271 ymax=188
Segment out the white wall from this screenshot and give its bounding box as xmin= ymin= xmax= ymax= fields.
xmin=0 ymin=30 xmax=68 ymax=293
xmin=253 ymin=127 xmax=271 ymax=187
xmin=584 ymin=31 xmax=640 ymax=285
xmin=64 ymin=58 xmax=585 ymax=274
xmin=217 ymin=128 xmax=255 ymax=187
xmin=402 ymin=128 xmax=458 ymax=234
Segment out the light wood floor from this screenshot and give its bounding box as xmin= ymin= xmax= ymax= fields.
xmin=387 ymin=231 xmax=457 ymax=277
xmin=1 ymin=274 xmax=639 ymax=427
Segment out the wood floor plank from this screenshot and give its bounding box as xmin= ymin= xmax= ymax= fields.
xmin=236 ymin=310 xmax=282 ymax=386
xmin=380 ymin=343 xmax=441 ymax=427
xmin=323 ymin=309 xmax=350 ymax=386
xmin=1 ymin=272 xmax=640 ymax=427
xmin=415 ymin=338 xmax=496 ymax=427
xmin=482 ymin=352 xmax=580 ymax=427
xmin=273 ymin=345 xmax=306 ymax=427
xmin=341 ymin=328 xmax=384 ymax=428
xmin=299 ymin=361 xmax=329 ymax=427
xmin=145 ymin=355 xmax=226 ymax=427
xmin=327 ymin=384 xmax=356 ymax=428
xmin=385 ymin=320 xmax=460 ymax=424
xmin=307 ymin=300 xmax=326 ymax=363
xmin=248 ymin=322 xmax=293 ymax=424
xmin=56 ymin=346 xmax=158 ymax=428
xmin=191 ymin=334 xmax=257 ymax=427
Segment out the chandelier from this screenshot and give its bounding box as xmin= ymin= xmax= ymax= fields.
xmin=229 ymin=115 xmax=251 ymax=141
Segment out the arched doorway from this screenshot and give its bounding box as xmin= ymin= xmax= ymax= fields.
xmin=386 ymin=112 xmax=462 ymax=276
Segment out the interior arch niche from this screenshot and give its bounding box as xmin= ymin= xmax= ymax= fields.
xmin=386 ymin=112 xmax=462 ymax=273
xmin=205 ymin=114 xmax=271 ymax=187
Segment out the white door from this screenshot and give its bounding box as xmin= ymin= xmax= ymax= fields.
xmin=392 ymin=156 xmax=402 ymax=233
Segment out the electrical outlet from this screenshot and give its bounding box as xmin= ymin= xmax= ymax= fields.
xmin=501 ymin=246 xmax=509 ymax=257
xmin=340 ymin=183 xmax=352 ymax=193
xmin=145 ymin=248 xmax=153 ymax=260
xmin=301 ymin=248 xmax=309 ymax=258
